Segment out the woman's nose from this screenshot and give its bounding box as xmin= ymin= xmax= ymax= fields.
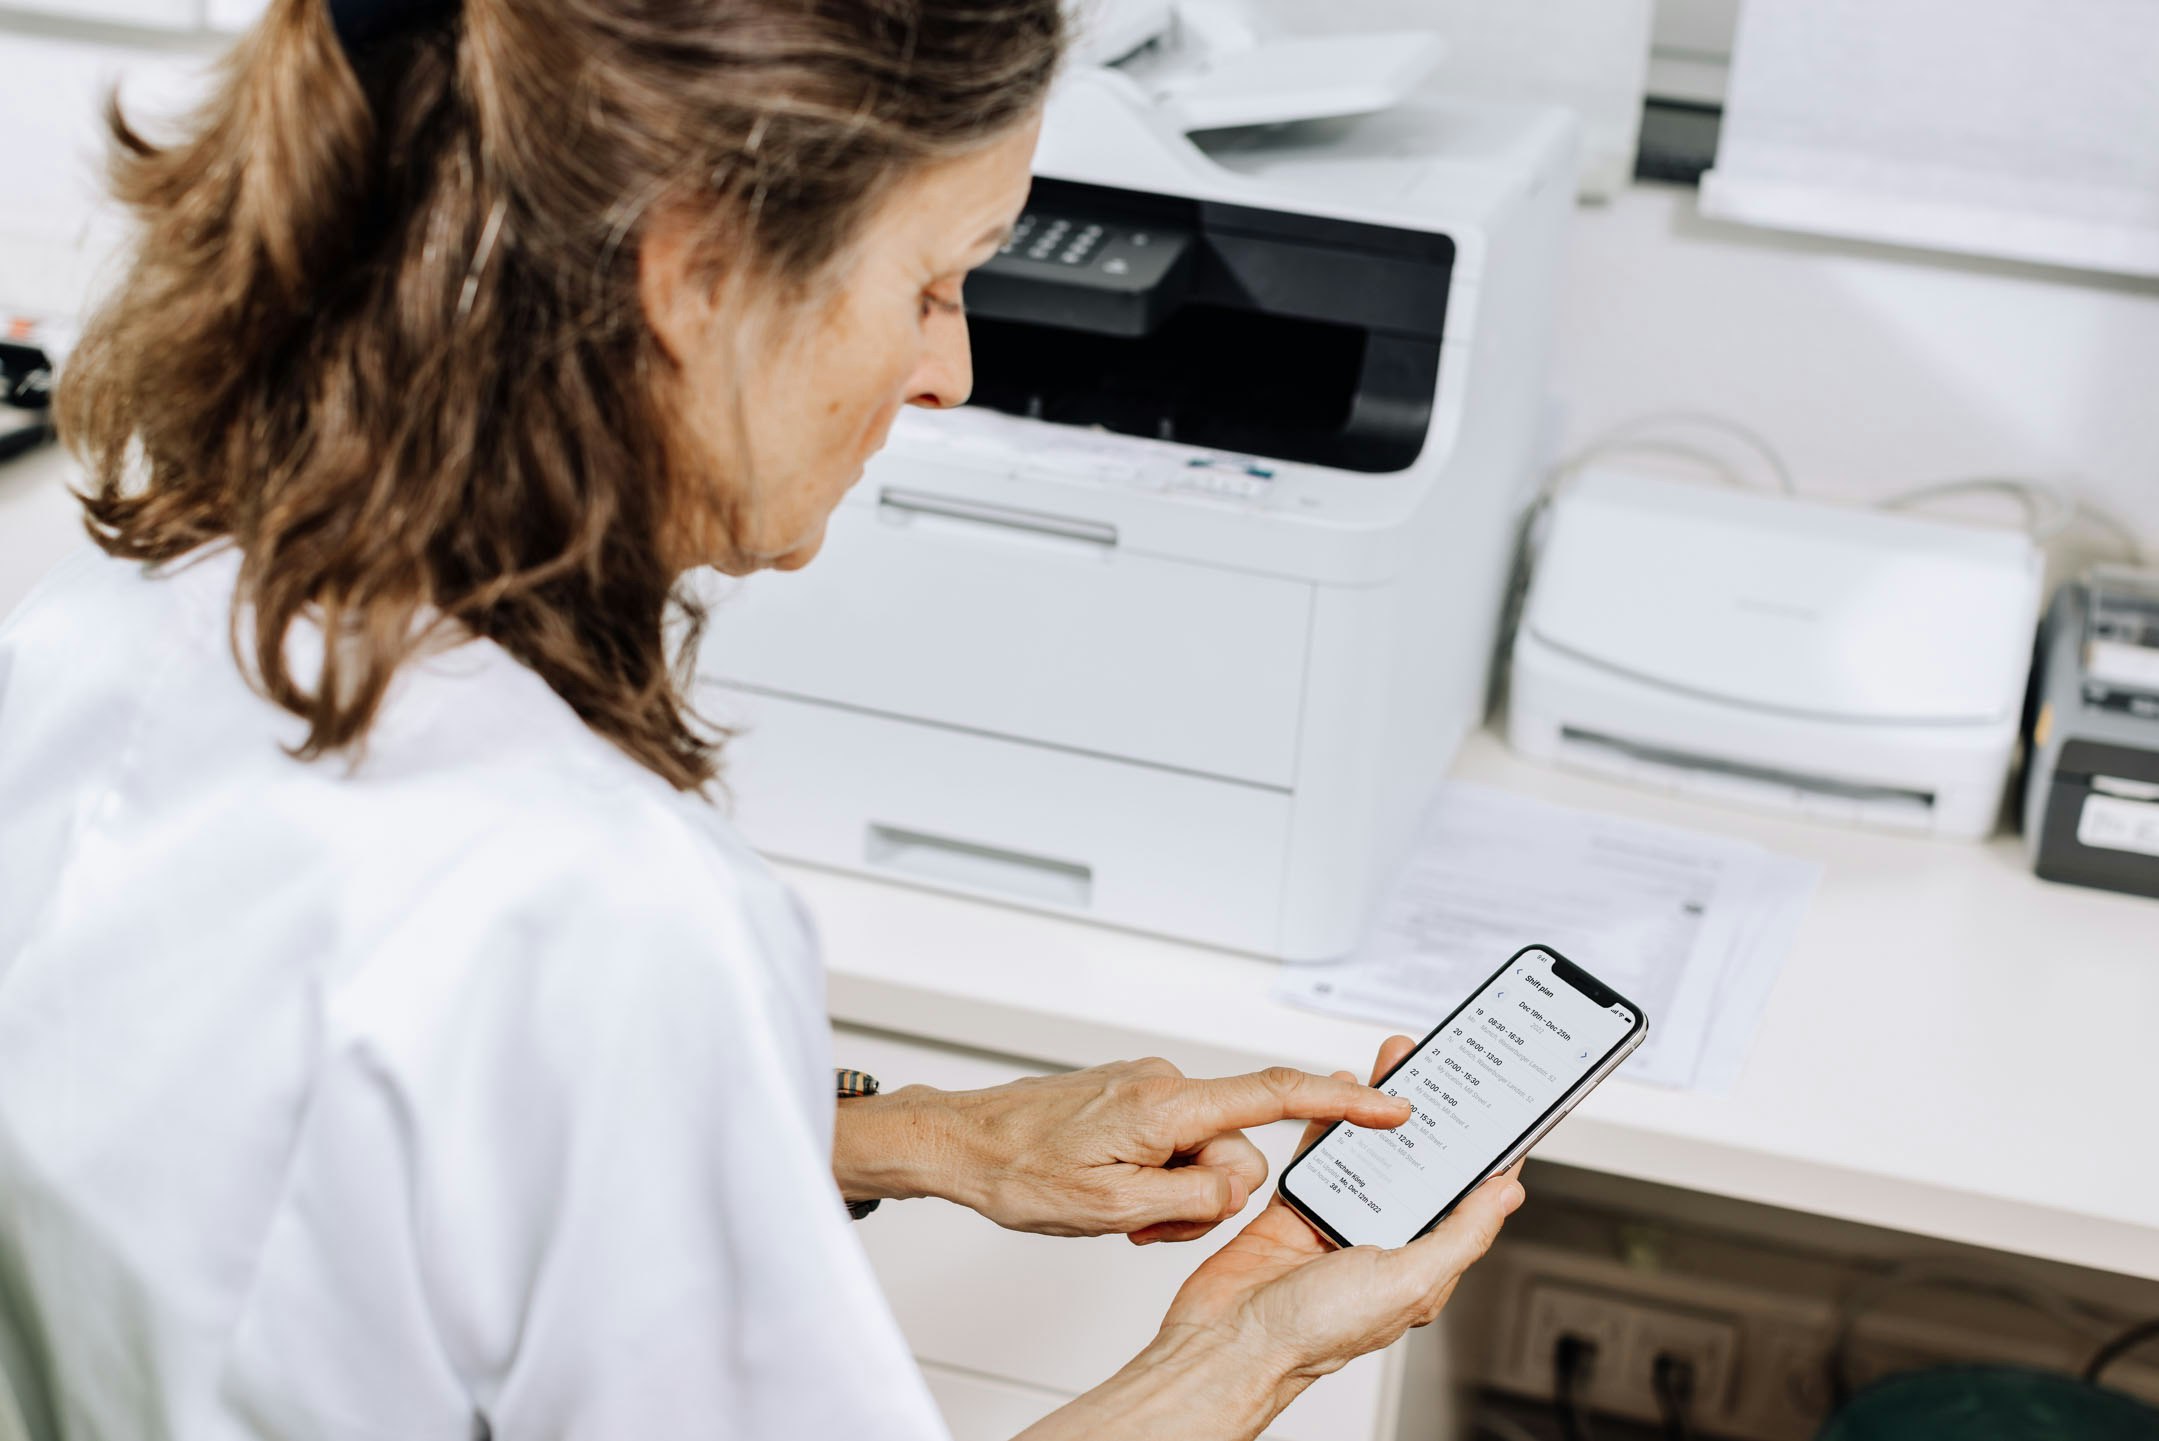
xmin=906 ymin=312 xmax=974 ymax=410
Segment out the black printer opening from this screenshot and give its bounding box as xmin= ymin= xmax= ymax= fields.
xmin=961 ymin=178 xmax=1453 ymax=475
xmin=968 ymin=307 xmax=1382 ymax=467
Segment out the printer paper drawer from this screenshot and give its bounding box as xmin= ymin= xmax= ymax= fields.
xmin=711 ymin=686 xmax=1294 ymax=955
xmin=705 ymin=497 xmax=1313 ymax=788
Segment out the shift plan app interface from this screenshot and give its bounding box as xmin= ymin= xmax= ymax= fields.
xmin=1292 ymin=949 xmax=1637 ymax=1249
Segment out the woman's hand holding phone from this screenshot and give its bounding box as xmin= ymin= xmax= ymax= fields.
xmin=1155 ymin=1036 xmax=1526 ymax=1400
xmin=1017 ymin=1037 xmax=1524 ymax=1441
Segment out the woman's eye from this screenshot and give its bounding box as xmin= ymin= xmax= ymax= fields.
xmin=919 ymin=289 xmax=964 ymax=321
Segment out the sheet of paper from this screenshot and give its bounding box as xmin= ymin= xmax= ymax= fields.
xmin=1277 ymin=782 xmax=1819 ymax=1094
xmin=1700 ymin=0 xmax=2159 ymax=278
xmin=1690 ymin=851 xmax=1818 ymax=1093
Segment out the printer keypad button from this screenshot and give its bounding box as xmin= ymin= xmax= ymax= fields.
xmin=1005 ymin=211 xmax=1126 ymax=267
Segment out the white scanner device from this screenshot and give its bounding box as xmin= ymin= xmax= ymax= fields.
xmin=1507 ymin=470 xmax=2044 ymax=839
xmin=698 ymin=52 xmax=1578 ymax=960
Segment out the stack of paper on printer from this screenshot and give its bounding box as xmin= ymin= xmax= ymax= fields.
xmin=1276 ymin=782 xmax=1819 ymax=1094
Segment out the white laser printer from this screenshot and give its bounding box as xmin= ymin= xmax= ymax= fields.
xmin=1507 ymin=470 xmax=2045 ymax=839
xmin=697 ymin=56 xmax=1579 ymax=960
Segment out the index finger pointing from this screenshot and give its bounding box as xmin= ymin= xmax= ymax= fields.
xmin=1173 ymin=1065 xmax=1412 ymax=1140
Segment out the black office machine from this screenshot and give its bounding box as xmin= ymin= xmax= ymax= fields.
xmin=0 ymin=326 xmax=58 ymax=464
xmin=2023 ymin=566 xmax=2159 ymax=900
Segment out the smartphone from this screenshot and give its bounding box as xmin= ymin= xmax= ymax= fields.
xmin=1278 ymin=944 xmax=1648 ymax=1250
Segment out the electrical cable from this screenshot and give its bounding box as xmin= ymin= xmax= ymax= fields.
xmin=2070 ymin=500 xmax=2148 ymax=565
xmin=1488 ymin=406 xmax=2151 ymax=728
xmin=1879 ymin=477 xmax=2053 ymax=531
xmin=1876 ymin=475 xmax=2146 ymax=563
xmin=1556 ymin=410 xmax=1799 ymax=496
xmin=1827 ymin=1259 xmax=2123 ymax=1408
xmin=1554 ymin=1334 xmax=1600 ymax=1441
xmin=1545 ymin=410 xmax=2146 ymax=567
xmin=2085 ymin=1315 xmax=2159 ymax=1387
xmin=1554 ymin=410 xmax=2145 ymax=567
xmin=1651 ymin=1354 xmax=1698 ymax=1441
xmin=1486 ymin=409 xmax=1797 ymax=716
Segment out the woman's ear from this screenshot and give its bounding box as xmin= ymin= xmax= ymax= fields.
xmin=638 ymin=208 xmax=718 ymax=365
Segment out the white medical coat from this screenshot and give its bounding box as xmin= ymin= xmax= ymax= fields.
xmin=0 ymin=546 xmax=949 ymax=1440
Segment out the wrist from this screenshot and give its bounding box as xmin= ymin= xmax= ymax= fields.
xmin=1107 ymin=1324 xmax=1299 ymax=1439
xmin=832 ymin=1084 xmax=966 ymax=1206
xmin=1018 ymin=1321 xmax=1306 ymax=1441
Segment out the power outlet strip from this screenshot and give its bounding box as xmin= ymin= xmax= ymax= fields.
xmin=1474 ymin=1241 xmax=2159 ymax=1441
xmin=1509 ymin=1282 xmax=1742 ymax=1427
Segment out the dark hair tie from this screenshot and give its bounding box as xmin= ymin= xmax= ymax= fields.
xmin=327 ymin=0 xmax=451 ymax=57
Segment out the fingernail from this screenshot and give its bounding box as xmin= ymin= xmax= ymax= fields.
xmin=1504 ymin=1182 xmax=1526 ymax=1213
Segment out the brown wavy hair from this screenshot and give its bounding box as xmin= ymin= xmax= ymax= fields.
xmin=58 ymin=0 xmax=1062 ymax=789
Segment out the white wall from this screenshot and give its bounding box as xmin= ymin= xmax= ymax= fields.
xmin=1258 ymin=0 xmax=2159 ymax=558
xmin=6 ymin=2 xmax=2156 ymax=556
xmin=0 ymin=19 xmax=223 ymax=322
xmin=1554 ymin=186 xmax=2159 ymax=550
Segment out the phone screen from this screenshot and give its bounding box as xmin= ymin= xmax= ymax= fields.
xmin=1280 ymin=945 xmax=1645 ymax=1250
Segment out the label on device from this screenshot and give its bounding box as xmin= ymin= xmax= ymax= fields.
xmin=2078 ymin=792 xmax=2159 ymax=858
xmin=1282 ymin=947 xmax=1642 ymax=1250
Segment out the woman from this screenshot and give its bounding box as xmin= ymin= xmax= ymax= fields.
xmin=0 ymin=0 xmax=1523 ymax=1435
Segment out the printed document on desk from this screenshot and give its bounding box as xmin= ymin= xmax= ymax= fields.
xmin=1276 ymin=783 xmax=1819 ymax=1093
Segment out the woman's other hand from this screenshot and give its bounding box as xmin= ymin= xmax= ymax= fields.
xmin=1014 ymin=1037 xmax=1522 ymax=1441
xmin=833 ymin=1057 xmax=1411 ymax=1240
xmin=1151 ymin=1034 xmax=1524 ymax=1409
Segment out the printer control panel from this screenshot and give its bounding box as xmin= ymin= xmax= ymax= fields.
xmin=883 ymin=406 xmax=1309 ymax=515
xmin=1009 ymin=447 xmax=1283 ymax=509
xmin=994 ymin=210 xmax=1192 ymax=287
xmin=966 ymin=205 xmax=1199 ymax=337
xmin=1172 ymin=455 xmax=1276 ymax=501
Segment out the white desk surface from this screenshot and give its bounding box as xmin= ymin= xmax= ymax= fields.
xmin=799 ymin=737 xmax=2159 ymax=1286
xmin=5 ymin=445 xmax=2157 ymax=1284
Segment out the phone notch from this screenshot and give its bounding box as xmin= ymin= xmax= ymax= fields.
xmin=1549 ymin=952 xmax=1616 ymax=1007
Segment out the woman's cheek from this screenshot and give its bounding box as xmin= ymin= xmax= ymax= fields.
xmin=863 ymin=392 xmax=909 ymax=461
